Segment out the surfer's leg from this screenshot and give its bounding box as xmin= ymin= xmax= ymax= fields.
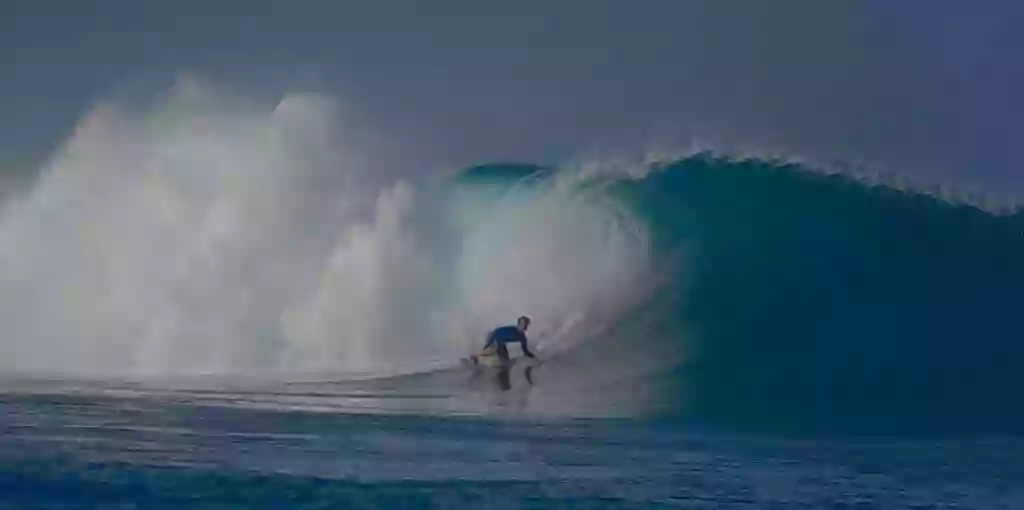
xmin=496 ymin=368 xmax=511 ymax=391
xmin=496 ymin=343 xmax=510 ymax=363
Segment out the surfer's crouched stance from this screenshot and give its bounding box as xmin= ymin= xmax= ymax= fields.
xmin=472 ymin=316 xmax=538 ymax=365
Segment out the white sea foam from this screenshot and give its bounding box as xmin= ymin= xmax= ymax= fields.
xmin=0 ymin=80 xmax=653 ymax=382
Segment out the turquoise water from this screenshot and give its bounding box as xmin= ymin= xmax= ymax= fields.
xmin=457 ymin=155 xmax=1024 ymax=434
xmin=3 ymin=155 xmax=1024 ymax=507
xmin=616 ymin=156 xmax=1024 ymax=435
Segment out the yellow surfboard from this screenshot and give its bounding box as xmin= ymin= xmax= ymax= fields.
xmin=464 ymin=346 xmax=513 ymax=368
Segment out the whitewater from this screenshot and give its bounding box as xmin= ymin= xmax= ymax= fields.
xmin=2 ymin=85 xmax=1023 ymax=507
xmin=0 ymin=85 xmax=653 ymax=382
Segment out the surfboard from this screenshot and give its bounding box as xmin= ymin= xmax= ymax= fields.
xmin=462 ymin=345 xmax=540 ymax=369
xmin=462 ymin=344 xmax=528 ymax=368
xmin=462 ymin=352 xmax=511 ymax=368
xmin=461 ymin=352 xmax=541 ymax=370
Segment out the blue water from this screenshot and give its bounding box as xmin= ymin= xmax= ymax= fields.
xmin=3 ymin=388 xmax=1023 ymax=508
xmin=3 ymin=154 xmax=1024 ymax=508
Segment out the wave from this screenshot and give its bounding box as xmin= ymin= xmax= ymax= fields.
xmin=2 ymin=83 xmax=1023 ymax=433
xmin=569 ymin=154 xmax=1024 ymax=433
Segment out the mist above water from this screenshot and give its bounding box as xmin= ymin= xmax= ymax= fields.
xmin=0 ymin=81 xmax=653 ymax=382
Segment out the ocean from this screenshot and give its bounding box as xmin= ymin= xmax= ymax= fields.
xmin=1 ymin=100 xmax=1023 ymax=508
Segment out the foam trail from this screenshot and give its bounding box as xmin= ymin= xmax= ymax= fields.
xmin=0 ymin=81 xmax=653 ymax=383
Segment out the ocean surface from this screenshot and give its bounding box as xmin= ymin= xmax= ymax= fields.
xmin=2 ymin=377 xmax=1023 ymax=508
xmin=2 ymin=140 xmax=1024 ymax=507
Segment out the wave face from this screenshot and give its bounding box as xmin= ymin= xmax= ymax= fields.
xmin=446 ymin=157 xmax=1024 ymax=432
xmin=597 ymin=156 xmax=1024 ymax=433
xmin=445 ymin=157 xmax=1024 ymax=431
xmin=2 ymin=85 xmax=1023 ymax=433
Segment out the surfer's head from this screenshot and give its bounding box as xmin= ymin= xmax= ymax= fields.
xmin=516 ymin=316 xmax=531 ymax=331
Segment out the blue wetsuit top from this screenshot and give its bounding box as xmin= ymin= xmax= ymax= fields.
xmin=483 ymin=325 xmax=536 ymax=358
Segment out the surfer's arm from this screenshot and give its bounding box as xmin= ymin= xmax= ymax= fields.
xmin=520 ymin=335 xmax=537 ymax=358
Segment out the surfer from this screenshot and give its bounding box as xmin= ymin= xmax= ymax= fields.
xmin=472 ymin=316 xmax=538 ymax=365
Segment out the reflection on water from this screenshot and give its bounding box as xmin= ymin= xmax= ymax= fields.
xmin=467 ymin=362 xmax=535 ymax=391
xmin=0 ymin=355 xmax=665 ymax=420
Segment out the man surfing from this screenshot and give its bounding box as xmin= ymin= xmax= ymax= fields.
xmin=471 ymin=316 xmax=538 ymax=366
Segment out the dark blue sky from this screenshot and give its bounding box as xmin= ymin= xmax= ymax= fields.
xmin=1 ymin=1 xmax=1020 ymax=198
